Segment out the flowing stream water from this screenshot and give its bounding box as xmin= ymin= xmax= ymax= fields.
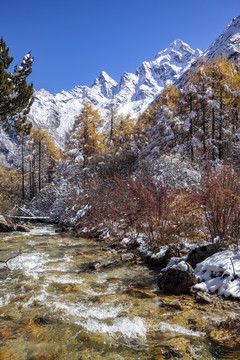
xmin=0 ymin=225 xmax=239 ymax=359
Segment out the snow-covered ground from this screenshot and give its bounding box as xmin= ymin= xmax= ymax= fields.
xmin=194 ymin=250 xmax=240 ymax=299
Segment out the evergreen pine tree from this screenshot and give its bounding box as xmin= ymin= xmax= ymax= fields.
xmin=0 ymin=37 xmax=34 ymax=136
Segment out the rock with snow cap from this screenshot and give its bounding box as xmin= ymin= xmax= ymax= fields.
xmin=157 ymin=260 xmax=197 ymax=295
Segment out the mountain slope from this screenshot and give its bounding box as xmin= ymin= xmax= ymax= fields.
xmin=204 ymin=16 xmax=240 ymax=60
xmin=28 ymin=40 xmax=201 ymax=145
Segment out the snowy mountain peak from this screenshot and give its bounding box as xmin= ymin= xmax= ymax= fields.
xmin=91 ymin=71 xmax=117 ymax=99
xmin=205 ymin=15 xmax=240 ymax=60
xmin=154 ymin=39 xmax=199 ymax=61
xmin=169 ymin=39 xmax=194 ymax=52
xmin=92 ymin=71 xmax=117 ymax=87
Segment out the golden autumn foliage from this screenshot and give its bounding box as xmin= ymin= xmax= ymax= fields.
xmin=66 ymin=102 xmax=106 ymax=165
xmin=30 ymin=127 xmax=62 ymax=166
xmin=157 ymin=85 xmax=180 ymax=109
xmin=144 ymin=56 xmax=240 ymax=162
xmin=0 ymin=163 xmax=21 ymax=212
xmin=113 ymin=114 xmax=135 ymax=150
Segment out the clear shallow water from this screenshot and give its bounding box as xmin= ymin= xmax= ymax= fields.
xmin=0 ymin=225 xmax=239 ymax=359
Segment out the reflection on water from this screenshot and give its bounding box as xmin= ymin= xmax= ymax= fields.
xmin=0 ymin=225 xmax=239 ymax=359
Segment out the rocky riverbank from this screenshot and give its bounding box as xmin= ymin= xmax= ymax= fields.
xmin=0 ymin=215 xmax=29 ymax=233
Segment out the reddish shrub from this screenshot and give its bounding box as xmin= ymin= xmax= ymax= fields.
xmin=199 ymin=161 xmax=240 ymax=246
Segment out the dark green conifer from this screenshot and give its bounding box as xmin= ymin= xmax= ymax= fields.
xmin=0 ymin=37 xmax=34 ymax=136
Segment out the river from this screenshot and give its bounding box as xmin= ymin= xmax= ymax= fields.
xmin=0 ymin=225 xmax=239 ymax=359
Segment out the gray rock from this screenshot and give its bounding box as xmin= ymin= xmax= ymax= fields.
xmin=187 ymin=244 xmax=223 ymax=268
xmin=121 ymin=253 xmax=135 ymax=262
xmin=195 ymin=291 xmax=213 ymax=304
xmin=144 ymin=245 xmax=180 ymax=269
xmin=157 ymin=260 xmax=197 ymax=295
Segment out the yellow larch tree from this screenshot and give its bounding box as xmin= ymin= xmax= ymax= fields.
xmin=66 ymin=102 xmax=106 ymax=166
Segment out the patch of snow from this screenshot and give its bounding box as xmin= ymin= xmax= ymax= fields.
xmin=194 ymin=250 xmax=240 ymax=298
xmin=161 ymin=257 xmax=188 ymax=272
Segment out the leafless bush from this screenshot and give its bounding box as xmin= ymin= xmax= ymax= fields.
xmin=199 ymin=161 xmax=240 ymax=247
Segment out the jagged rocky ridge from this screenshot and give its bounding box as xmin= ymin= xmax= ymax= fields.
xmin=28 ymin=39 xmax=202 ymax=145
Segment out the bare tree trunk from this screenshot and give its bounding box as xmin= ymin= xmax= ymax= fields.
xmin=38 ymin=139 xmax=42 ymax=191
xmin=29 ymin=159 xmax=32 ymax=199
xmin=202 ymin=98 xmax=207 ymax=155
xmin=32 ymin=155 xmax=36 ymax=197
xmin=189 ymin=96 xmax=194 ymax=162
xmin=21 ymin=135 xmax=25 ymax=200
xmin=218 ymin=87 xmax=223 ymax=160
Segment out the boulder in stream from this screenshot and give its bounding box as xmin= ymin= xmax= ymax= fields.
xmin=15 ymin=224 xmax=30 ymax=232
xmin=144 ymin=245 xmax=180 ymax=269
xmin=157 ymin=260 xmax=197 ymax=295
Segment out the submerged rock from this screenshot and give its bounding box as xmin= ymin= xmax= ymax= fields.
xmin=34 ymin=316 xmax=55 ymax=325
xmin=157 ymin=261 xmax=197 ymax=295
xmin=208 ymin=317 xmax=240 ymax=349
xmin=85 ymin=261 xmax=105 ymax=271
xmin=126 ymin=288 xmax=157 ymax=299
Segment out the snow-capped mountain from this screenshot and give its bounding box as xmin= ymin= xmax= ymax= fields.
xmin=28 ymin=39 xmax=201 ymax=145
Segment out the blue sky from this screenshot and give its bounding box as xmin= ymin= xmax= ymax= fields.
xmin=2 ymin=0 xmax=240 ymax=94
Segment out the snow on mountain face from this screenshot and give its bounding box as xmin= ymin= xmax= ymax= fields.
xmin=204 ymin=16 xmax=240 ymax=60
xmin=28 ymin=40 xmax=201 ymax=145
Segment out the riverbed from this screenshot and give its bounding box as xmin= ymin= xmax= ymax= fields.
xmin=0 ymin=225 xmax=239 ymax=359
